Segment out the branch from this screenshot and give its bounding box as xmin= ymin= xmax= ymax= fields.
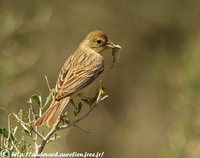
xmin=45 ymin=75 xmax=52 ymax=92
xmin=73 ymin=125 xmax=91 ymax=134
xmin=1 ymin=76 xmax=107 ymax=158
xmin=30 ymin=126 xmax=45 ymax=140
xmin=35 ymin=125 xmax=58 ymax=158
xmin=58 ymin=95 xmax=108 ymax=130
xmin=35 ymin=85 xmax=108 ymax=158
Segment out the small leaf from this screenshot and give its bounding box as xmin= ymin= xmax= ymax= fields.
xmin=54 ymin=133 xmax=60 ymax=139
xmin=20 ymin=144 xmax=27 ymax=152
xmin=13 ymin=126 xmax=18 ymax=135
xmin=13 ymin=113 xmax=29 ymax=131
xmin=48 ymin=133 xmax=61 ymax=142
xmin=44 ymin=91 xmax=54 ymax=108
xmin=10 ymin=133 xmax=17 ymax=143
xmin=32 ymin=94 xmax=42 ymax=107
xmin=70 ymin=99 xmax=76 ymax=108
xmin=27 ymin=143 xmax=31 ymax=148
xmin=74 ymin=102 xmax=82 ymax=116
xmin=63 ymin=118 xmax=70 ymax=124
xmin=27 ymin=98 xmax=32 ymax=104
xmin=35 ymin=114 xmax=40 ymax=119
xmin=18 ymin=137 xmax=28 ymax=152
xmin=22 ymin=129 xmax=32 ymax=137
xmin=78 ymin=102 xmax=82 ymax=113
xmin=18 ymin=109 xmax=23 ymax=120
xmin=0 ymin=127 xmax=9 ymax=138
xmin=20 ymin=123 xmax=29 ymax=131
xmin=13 ymin=113 xmax=20 ymax=121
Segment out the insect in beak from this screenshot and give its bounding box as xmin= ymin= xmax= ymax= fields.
xmin=106 ymin=40 xmax=115 ymax=49
xmin=106 ymin=40 xmax=122 ymax=68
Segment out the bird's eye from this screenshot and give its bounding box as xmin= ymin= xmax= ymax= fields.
xmin=97 ymin=39 xmax=102 ymax=44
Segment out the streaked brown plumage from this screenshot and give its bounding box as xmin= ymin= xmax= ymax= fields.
xmin=35 ymin=30 xmax=118 ymax=127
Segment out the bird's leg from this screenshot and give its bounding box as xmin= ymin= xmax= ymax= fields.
xmin=79 ymin=84 xmax=106 ymax=106
xmin=79 ymin=94 xmax=97 ymax=106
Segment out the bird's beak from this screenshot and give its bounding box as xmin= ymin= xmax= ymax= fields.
xmin=106 ymin=40 xmax=122 ymax=49
xmin=106 ymin=40 xmax=115 ymax=49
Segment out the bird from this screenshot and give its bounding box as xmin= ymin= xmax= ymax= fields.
xmin=35 ymin=30 xmax=119 ymax=127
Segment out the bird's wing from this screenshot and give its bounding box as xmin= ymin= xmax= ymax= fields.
xmin=55 ymin=50 xmax=104 ymax=100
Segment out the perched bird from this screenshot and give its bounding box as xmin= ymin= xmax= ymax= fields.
xmin=35 ymin=30 xmax=120 ymax=127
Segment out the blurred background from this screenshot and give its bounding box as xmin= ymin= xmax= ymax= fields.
xmin=1 ymin=0 xmax=200 ymax=158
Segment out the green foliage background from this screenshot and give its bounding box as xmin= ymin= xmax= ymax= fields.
xmin=1 ymin=0 xmax=200 ymax=158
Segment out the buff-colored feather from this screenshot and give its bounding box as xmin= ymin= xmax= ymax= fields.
xmin=35 ymin=30 xmax=118 ymax=127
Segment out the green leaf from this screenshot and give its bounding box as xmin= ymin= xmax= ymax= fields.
xmin=74 ymin=102 xmax=82 ymax=116
xmin=0 ymin=127 xmax=9 ymax=138
xmin=78 ymin=102 xmax=82 ymax=112
xmin=44 ymin=91 xmax=54 ymax=108
xmin=18 ymin=109 xmax=23 ymax=120
xmin=13 ymin=113 xmax=29 ymax=132
xmin=32 ymin=94 xmax=42 ymax=107
xmin=10 ymin=133 xmax=17 ymax=143
xmin=54 ymin=133 xmax=61 ymax=139
xmin=18 ymin=137 xmax=28 ymax=152
xmin=70 ymin=99 xmax=76 ymax=108
xmin=48 ymin=133 xmax=61 ymax=143
xmin=63 ymin=118 xmax=70 ymax=124
xmin=20 ymin=144 xmax=27 ymax=152
xmin=54 ymin=133 xmax=58 ymax=139
xmin=35 ymin=114 xmax=40 ymax=119
xmin=22 ymin=129 xmax=32 ymax=137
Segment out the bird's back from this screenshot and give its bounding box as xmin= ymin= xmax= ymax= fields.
xmin=55 ymin=47 xmax=104 ymax=100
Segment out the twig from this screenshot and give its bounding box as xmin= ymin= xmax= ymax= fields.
xmin=34 ymin=93 xmax=107 ymax=158
xmin=72 ymin=95 xmax=108 ymax=124
xmin=0 ymin=107 xmax=6 ymax=110
xmin=73 ymin=125 xmax=91 ymax=134
xmin=34 ymin=127 xmax=39 ymax=152
xmin=0 ymin=107 xmax=9 ymax=115
xmin=30 ymin=126 xmax=45 ymax=140
xmin=35 ymin=122 xmax=60 ymax=158
xmin=12 ymin=113 xmax=30 ymax=126
xmin=7 ymin=114 xmax=20 ymax=152
xmin=45 ymin=75 xmax=52 ymax=91
xmin=31 ymin=79 xmax=107 ymax=158
xmin=58 ymin=94 xmax=108 ymax=130
xmin=29 ymin=102 xmax=36 ymax=120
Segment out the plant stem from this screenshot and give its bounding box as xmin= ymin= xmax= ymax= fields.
xmin=34 ymin=94 xmax=108 ymax=158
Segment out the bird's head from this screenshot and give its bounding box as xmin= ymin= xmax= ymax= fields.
xmin=80 ymin=30 xmax=119 ymax=53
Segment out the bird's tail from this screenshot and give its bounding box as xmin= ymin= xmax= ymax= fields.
xmin=34 ymin=97 xmax=70 ymax=127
